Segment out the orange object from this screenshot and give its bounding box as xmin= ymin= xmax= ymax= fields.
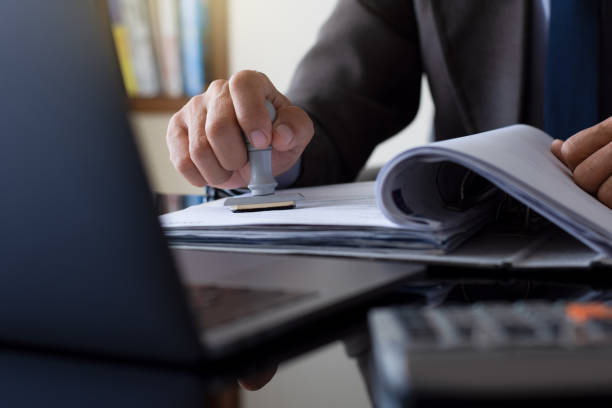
xmin=566 ymin=302 xmax=612 ymax=323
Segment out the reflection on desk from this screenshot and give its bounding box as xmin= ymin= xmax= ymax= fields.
xmin=0 ymin=350 xmax=238 ymax=408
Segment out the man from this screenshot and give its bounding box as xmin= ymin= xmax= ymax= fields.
xmin=167 ymin=0 xmax=612 ymax=208
xmin=167 ymin=0 xmax=612 ymax=395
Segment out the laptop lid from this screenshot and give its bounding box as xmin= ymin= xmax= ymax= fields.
xmin=0 ymin=1 xmax=203 ymax=364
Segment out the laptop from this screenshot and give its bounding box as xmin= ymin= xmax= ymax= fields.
xmin=0 ymin=1 xmax=421 ymax=367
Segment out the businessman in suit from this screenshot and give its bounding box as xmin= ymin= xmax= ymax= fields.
xmin=168 ymin=0 xmax=612 ymax=393
xmin=167 ymin=0 xmax=612 ymax=208
xmin=167 ymin=0 xmax=612 ymax=389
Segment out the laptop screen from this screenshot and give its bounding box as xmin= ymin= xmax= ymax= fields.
xmin=0 ymin=1 xmax=201 ymax=363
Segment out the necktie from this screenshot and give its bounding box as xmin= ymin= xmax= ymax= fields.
xmin=544 ymin=0 xmax=600 ymax=140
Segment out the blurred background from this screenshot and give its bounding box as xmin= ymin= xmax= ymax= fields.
xmin=110 ymin=0 xmax=432 ymax=405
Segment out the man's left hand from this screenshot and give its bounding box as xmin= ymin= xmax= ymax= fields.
xmin=551 ymin=117 xmax=612 ymax=209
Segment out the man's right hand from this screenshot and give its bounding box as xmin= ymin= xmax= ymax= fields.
xmin=166 ymin=70 xmax=314 ymax=189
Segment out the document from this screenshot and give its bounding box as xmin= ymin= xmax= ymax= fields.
xmin=161 ymin=182 xmax=463 ymax=253
xmin=161 ymin=124 xmax=612 ymax=263
xmin=376 ymin=125 xmax=612 ymax=255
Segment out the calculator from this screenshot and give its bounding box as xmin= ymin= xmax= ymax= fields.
xmin=369 ymin=301 xmax=612 ymax=406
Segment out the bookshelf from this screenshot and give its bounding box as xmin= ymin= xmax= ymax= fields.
xmin=118 ymin=0 xmax=228 ymax=113
xmin=128 ymin=96 xmax=189 ymax=112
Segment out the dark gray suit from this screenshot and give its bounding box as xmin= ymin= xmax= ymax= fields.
xmin=284 ymin=3 xmax=612 ymax=401
xmin=287 ymin=0 xmax=612 ymax=187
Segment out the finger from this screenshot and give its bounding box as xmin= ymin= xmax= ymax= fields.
xmin=238 ymin=366 xmax=278 ymax=391
xmin=271 ymin=105 xmax=314 ymax=153
xmin=551 ymin=139 xmax=564 ymax=163
xmin=573 ymin=141 xmax=612 ymax=194
xmin=219 ymin=171 xmax=250 ymax=190
xmin=185 ymin=101 xmax=232 ymax=186
xmin=597 ymin=174 xmax=612 ymax=209
xmin=559 ymin=117 xmax=612 ymax=171
xmin=205 ymin=81 xmax=248 ymax=171
xmin=166 ymin=113 xmax=207 ymax=187
xmin=228 ymin=70 xmax=290 ymax=149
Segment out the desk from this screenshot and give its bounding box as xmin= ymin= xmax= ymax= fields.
xmin=4 ymin=262 xmax=612 ymax=408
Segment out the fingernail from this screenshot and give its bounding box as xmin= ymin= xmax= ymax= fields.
xmin=249 ymin=130 xmax=268 ymax=148
xmin=275 ymin=124 xmax=293 ymax=146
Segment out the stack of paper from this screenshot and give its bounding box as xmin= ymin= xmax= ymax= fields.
xmin=160 ymin=182 xmax=486 ymax=256
xmin=161 ymin=125 xmax=612 ymax=260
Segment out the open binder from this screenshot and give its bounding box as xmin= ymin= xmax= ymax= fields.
xmin=161 ymin=125 xmax=612 ymax=269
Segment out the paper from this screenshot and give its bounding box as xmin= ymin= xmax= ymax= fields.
xmin=161 ymin=182 xmax=396 ymax=229
xmin=162 ymin=124 xmax=612 ymax=259
xmin=377 ymin=125 xmax=612 ymax=255
xmin=160 ymin=182 xmax=466 ymax=252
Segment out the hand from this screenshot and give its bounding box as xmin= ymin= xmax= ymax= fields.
xmin=551 ymin=117 xmax=612 ymax=209
xmin=166 ymin=70 xmax=314 ymax=189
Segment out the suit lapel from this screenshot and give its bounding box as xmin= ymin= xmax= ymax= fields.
xmin=421 ymin=0 xmax=527 ymax=133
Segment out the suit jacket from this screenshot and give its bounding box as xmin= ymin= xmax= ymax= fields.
xmin=287 ymin=0 xmax=612 ymax=187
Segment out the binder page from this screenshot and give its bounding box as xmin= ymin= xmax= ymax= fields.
xmin=376 ymin=125 xmax=612 ymax=255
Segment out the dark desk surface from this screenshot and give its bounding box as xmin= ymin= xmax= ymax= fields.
xmin=5 ymin=261 xmax=612 ymax=408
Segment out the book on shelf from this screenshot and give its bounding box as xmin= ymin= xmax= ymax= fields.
xmin=107 ymin=0 xmax=138 ymax=96
xmin=107 ymin=0 xmax=210 ymax=100
xmin=160 ymin=125 xmax=612 ymax=270
xmin=148 ymin=0 xmax=184 ymax=97
xmin=180 ymin=0 xmax=208 ymax=97
xmin=119 ymin=0 xmax=161 ymax=97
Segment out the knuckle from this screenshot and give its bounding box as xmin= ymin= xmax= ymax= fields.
xmin=167 ymin=114 xmax=183 ymax=139
xmin=174 ymin=156 xmax=193 ymax=174
xmin=186 ymin=94 xmax=206 ymax=115
xmin=188 ymin=107 xmax=206 ymax=125
xmin=205 ymin=117 xmax=234 ymax=143
xmin=206 ymin=79 xmax=227 ymax=95
xmin=189 ymin=137 xmax=210 ymax=158
xmin=206 ymin=88 xmax=232 ymax=114
xmin=258 ymin=71 xmax=271 ymax=83
xmin=229 ymin=70 xmax=260 ymax=90
xmin=188 ymin=93 xmax=206 ymax=108
xmin=165 ymin=129 xmax=175 ymax=145
xmin=168 ymin=112 xmax=181 ymax=128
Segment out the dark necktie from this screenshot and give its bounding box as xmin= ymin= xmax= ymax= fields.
xmin=544 ymin=0 xmax=600 ymax=140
